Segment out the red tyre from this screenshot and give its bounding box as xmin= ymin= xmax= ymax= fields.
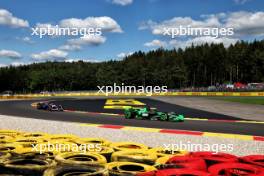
xmin=165 ymin=156 xmax=207 ymax=171
xmin=137 ymin=171 xmax=156 ymax=176
xmin=191 ymin=152 xmax=238 ymax=167
xmin=156 ymin=169 xmax=210 ymax=176
xmin=240 ymin=155 xmax=264 ymax=168
xmin=208 ymin=162 xmax=264 ymax=176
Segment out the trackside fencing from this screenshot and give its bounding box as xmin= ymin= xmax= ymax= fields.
xmin=0 ymin=91 xmax=264 ymax=99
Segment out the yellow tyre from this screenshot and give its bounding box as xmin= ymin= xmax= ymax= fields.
xmin=89 ymin=146 xmax=114 ymax=162
xmin=0 ymin=144 xmax=23 ymax=153
xmin=48 ymin=134 xmax=78 ymax=142
xmin=43 ymin=164 xmax=108 ymax=176
xmin=20 ymin=132 xmax=49 ymax=141
xmin=55 ymin=152 xmax=107 ymax=165
xmin=107 ymin=162 xmax=156 ymax=176
xmin=111 ymin=150 xmax=157 ymax=165
xmin=0 ymin=130 xmax=21 ymax=137
xmin=110 ymin=142 xmax=148 ymax=151
xmin=35 ymin=141 xmax=78 ymax=154
xmin=12 ymin=150 xmax=55 ymax=160
xmin=148 ymin=147 xmax=188 ymax=157
xmin=155 ymin=155 xmax=173 ymax=165
xmin=3 ymin=158 xmax=56 ymax=175
xmin=14 ymin=137 xmax=43 ymax=148
xmin=0 ymin=152 xmax=11 ymax=163
xmin=0 ymin=135 xmax=15 ymax=144
xmin=73 ymin=138 xmax=111 ymax=146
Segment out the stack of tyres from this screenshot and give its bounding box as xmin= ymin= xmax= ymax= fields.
xmin=110 ymin=142 xmax=149 ymax=151
xmin=55 ymin=152 xmax=107 ymax=165
xmin=208 ymin=163 xmax=264 ymax=176
xmin=44 ymin=164 xmax=108 ymax=176
xmin=148 ymin=147 xmax=188 ymax=158
xmin=240 ymin=155 xmax=264 ymax=168
xmin=155 ymin=156 xmax=207 ymax=171
xmin=0 ymin=129 xmax=264 ymax=176
xmin=107 ymin=162 xmax=156 ymax=176
xmin=3 ymin=157 xmax=56 ymax=176
xmin=71 ymin=137 xmax=114 ymax=162
xmin=137 ymin=169 xmax=211 ymax=176
xmin=111 ymin=150 xmax=157 ymax=165
xmin=190 ymin=151 xmax=238 ymax=167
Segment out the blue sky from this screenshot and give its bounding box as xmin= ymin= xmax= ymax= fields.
xmin=0 ymin=0 xmax=264 ymax=66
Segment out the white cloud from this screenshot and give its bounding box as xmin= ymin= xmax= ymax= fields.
xmin=140 ymin=11 xmax=264 ymax=37
xmin=59 ymin=44 xmax=82 ymax=51
xmin=65 ymin=58 xmax=100 ymax=63
xmin=59 ymin=16 xmax=122 ymax=33
xmin=224 ymin=11 xmax=264 ymax=36
xmin=111 ymin=0 xmax=133 ymax=6
xmin=117 ymin=52 xmax=133 ymax=58
xmin=0 ymin=9 xmax=29 ymax=28
xmin=144 ymin=39 xmax=167 ymax=47
xmin=169 ymin=36 xmax=238 ymax=49
xmin=0 ymin=49 xmax=22 ymax=59
xmin=140 ymin=16 xmax=221 ymax=35
xmin=0 ymin=64 xmax=7 ymax=67
xmin=10 ymin=61 xmax=27 ymax=67
xmin=60 ymin=35 xmax=106 ymax=51
xmin=140 ymin=11 xmax=264 ymax=49
xmin=16 ymin=37 xmax=34 ymax=44
xmin=67 ymin=35 xmax=106 ymax=46
xmin=34 ymin=16 xmax=120 ymax=51
xmin=31 ymin=49 xmax=68 ymax=61
xmin=234 ymin=0 xmax=251 ymax=4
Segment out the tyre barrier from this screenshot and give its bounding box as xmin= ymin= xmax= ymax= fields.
xmin=0 ymin=144 xmax=22 ymax=153
xmin=240 ymin=155 xmax=264 ymax=168
xmin=208 ymin=162 xmax=264 ymax=176
xmin=148 ymin=147 xmax=188 ymax=157
xmin=155 ymin=156 xmax=207 ymax=171
xmin=55 ymin=152 xmax=107 ymax=165
xmin=47 ymin=134 xmax=78 ymax=141
xmin=111 ymin=150 xmax=157 ymax=165
xmin=137 ymin=169 xmax=211 ymax=176
xmin=0 ymin=129 xmax=263 ymax=176
xmin=0 ymin=135 xmax=15 ymax=145
xmin=190 ymin=151 xmax=238 ymax=167
xmin=91 ymin=146 xmax=115 ymax=162
xmin=43 ymin=164 xmax=108 ymax=176
xmin=110 ymin=142 xmax=149 ymax=151
xmin=73 ymin=138 xmax=111 ymax=146
xmin=21 ymin=132 xmax=49 ymax=141
xmin=14 ymin=137 xmax=44 ymax=148
xmin=107 ymin=162 xmax=156 ymax=176
xmin=0 ymin=152 xmax=11 ymax=162
xmin=0 ymin=130 xmax=21 ymax=137
xmin=3 ymin=158 xmax=56 ymax=176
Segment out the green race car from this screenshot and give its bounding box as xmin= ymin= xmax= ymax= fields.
xmin=124 ymin=106 xmax=184 ymax=122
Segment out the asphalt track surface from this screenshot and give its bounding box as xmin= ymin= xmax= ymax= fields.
xmin=0 ymin=98 xmax=263 ymax=136
xmin=54 ymin=98 xmax=242 ymax=120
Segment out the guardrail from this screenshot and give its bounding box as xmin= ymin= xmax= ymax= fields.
xmin=0 ymin=92 xmax=264 ymax=99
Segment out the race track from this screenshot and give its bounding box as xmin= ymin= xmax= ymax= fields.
xmin=0 ymin=98 xmax=263 ymax=136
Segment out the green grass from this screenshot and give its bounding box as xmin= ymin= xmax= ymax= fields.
xmin=208 ymin=96 xmax=264 ymax=105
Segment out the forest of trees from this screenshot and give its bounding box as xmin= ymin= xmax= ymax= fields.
xmin=0 ymin=40 xmax=264 ymax=93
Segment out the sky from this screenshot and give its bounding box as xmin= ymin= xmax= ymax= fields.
xmin=0 ymin=0 xmax=264 ymax=66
